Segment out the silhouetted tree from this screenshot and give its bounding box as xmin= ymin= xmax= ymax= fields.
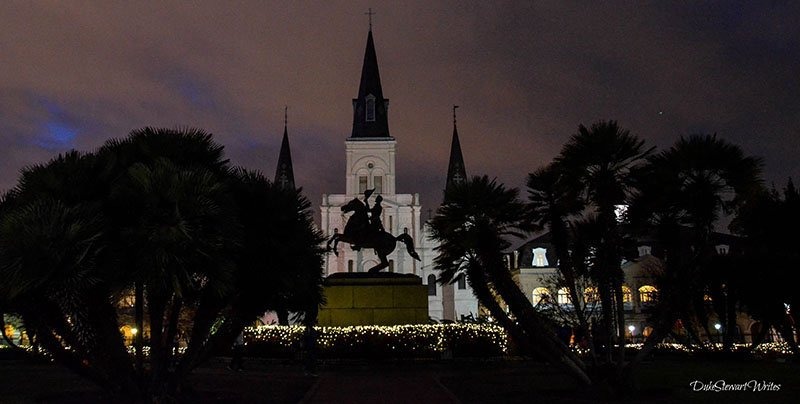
xmin=0 ymin=128 xmax=324 ymax=401
xmin=556 ymin=120 xmax=652 ymax=371
xmin=430 ymin=176 xmax=591 ymax=387
xmin=626 ymin=134 xmax=762 ymax=370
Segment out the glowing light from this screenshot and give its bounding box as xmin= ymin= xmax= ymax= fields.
xmin=714 ymin=323 xmax=722 ymax=331
xmin=628 ymin=325 xmax=635 ymax=333
xmin=130 ymin=328 xmax=138 ymax=336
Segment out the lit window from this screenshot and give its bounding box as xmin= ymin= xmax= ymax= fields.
xmin=366 ymin=95 xmax=376 ymax=122
xmin=531 ymin=248 xmax=549 ymax=267
xmin=557 ymin=287 xmax=571 ymax=305
xmin=637 ymin=245 xmax=652 ymax=257
xmin=427 ymin=274 xmax=437 ymax=296
xmin=373 ymin=176 xmax=383 ymax=194
xmin=584 ymin=287 xmax=599 ymax=304
xmin=532 ymin=287 xmax=550 ymax=305
xmin=703 ymin=294 xmax=713 ymax=302
xmin=639 ymin=285 xmax=658 ymax=303
xmin=622 ymin=285 xmax=632 ymax=303
xmin=358 ymin=176 xmax=368 ymax=193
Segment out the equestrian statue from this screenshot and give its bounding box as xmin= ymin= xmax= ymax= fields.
xmin=327 ymin=189 xmax=421 ymax=273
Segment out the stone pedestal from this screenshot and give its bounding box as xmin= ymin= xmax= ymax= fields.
xmin=318 ymin=273 xmax=429 ymax=326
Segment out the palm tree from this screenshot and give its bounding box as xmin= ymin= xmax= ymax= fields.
xmin=0 ymin=153 xmax=139 ymax=396
xmin=429 ymin=176 xmax=591 ymax=386
xmin=526 ymin=163 xmax=597 ymax=361
xmin=626 ymin=134 xmax=762 ymax=369
xmin=556 ymin=120 xmax=652 ymax=365
xmin=1 ymin=127 xmax=327 ymax=400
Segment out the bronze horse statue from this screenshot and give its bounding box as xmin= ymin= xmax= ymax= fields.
xmin=327 ymin=197 xmax=421 ymax=273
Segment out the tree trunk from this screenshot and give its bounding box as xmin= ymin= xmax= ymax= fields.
xmin=134 ymin=281 xmax=144 ymax=378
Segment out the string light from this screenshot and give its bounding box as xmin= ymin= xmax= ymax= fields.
xmin=245 ymin=324 xmax=508 ymax=357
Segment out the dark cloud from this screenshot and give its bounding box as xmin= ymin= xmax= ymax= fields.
xmin=2 ymin=1 xmax=798 ymax=219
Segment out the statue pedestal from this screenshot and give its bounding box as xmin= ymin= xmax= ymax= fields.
xmin=318 ymin=273 xmax=429 ymax=326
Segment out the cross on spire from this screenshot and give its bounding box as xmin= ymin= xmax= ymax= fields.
xmin=365 ymin=8 xmax=375 ymax=31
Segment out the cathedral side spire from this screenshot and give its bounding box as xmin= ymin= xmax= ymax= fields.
xmin=445 ymin=105 xmax=467 ymax=195
xmin=275 ymin=106 xmax=295 ymax=189
xmin=350 ymin=25 xmax=391 ymax=139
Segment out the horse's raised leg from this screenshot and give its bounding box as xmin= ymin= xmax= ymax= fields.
xmin=367 ymin=252 xmax=390 ymax=273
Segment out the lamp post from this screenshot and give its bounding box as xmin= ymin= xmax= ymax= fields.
xmin=714 ymin=323 xmax=722 ymax=344
xmin=628 ymin=325 xmax=636 ymax=343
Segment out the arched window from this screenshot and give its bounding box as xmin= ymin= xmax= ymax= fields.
xmin=557 ymin=287 xmax=571 ymax=305
xmin=427 ymin=274 xmax=437 ymax=296
xmin=457 ymin=275 xmax=467 ymax=290
xmin=388 ymin=260 xmax=394 ymax=272
xmin=347 ymin=260 xmax=353 ymax=273
xmin=358 ymin=175 xmax=368 ymax=193
xmin=584 ymin=287 xmax=599 ymax=304
xmin=638 ymin=285 xmax=658 ymax=303
xmin=531 ymin=248 xmax=549 ymax=267
xmin=621 ymin=285 xmax=632 ymax=303
xmin=532 ymin=287 xmax=550 ymax=305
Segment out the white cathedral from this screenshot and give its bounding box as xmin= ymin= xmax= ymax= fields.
xmin=274 ymin=27 xmax=478 ymax=322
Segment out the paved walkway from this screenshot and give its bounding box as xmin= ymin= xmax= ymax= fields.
xmin=300 ymin=366 xmax=461 ymax=404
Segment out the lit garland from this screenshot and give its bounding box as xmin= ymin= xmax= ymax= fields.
xmin=244 ymin=324 xmax=508 ymax=358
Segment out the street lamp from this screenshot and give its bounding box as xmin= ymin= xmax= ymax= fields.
xmin=714 ymin=323 xmax=722 ymax=344
xmin=628 ymin=325 xmax=636 ymax=343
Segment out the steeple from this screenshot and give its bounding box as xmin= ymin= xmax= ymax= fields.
xmin=445 ymin=106 xmax=467 ymax=195
xmin=274 ymin=107 xmax=295 ymax=189
xmin=350 ymin=27 xmax=391 ymax=139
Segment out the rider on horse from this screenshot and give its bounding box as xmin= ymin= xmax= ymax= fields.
xmin=350 ymin=189 xmax=376 ymax=250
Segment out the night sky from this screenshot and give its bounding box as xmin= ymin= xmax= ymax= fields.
xmin=2 ymin=2 xmax=799 ymax=222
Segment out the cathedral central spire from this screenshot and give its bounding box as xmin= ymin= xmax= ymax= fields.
xmin=350 ymin=27 xmax=391 ymax=139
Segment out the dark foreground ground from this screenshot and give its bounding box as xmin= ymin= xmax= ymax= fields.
xmin=1 ymin=355 xmax=799 ymax=403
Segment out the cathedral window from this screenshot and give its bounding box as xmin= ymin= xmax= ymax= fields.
xmin=348 ymin=260 xmax=354 ymax=273
xmin=388 ymin=260 xmax=394 ymax=272
xmin=366 ymin=95 xmax=376 ymax=122
xmin=358 ymin=176 xmax=368 ymax=193
xmin=427 ymin=274 xmax=437 ymax=296
xmin=373 ymin=176 xmax=382 ymax=194
xmin=457 ymin=275 xmax=467 ymax=290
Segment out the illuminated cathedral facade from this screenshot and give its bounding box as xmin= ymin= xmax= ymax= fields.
xmin=276 ymin=27 xmax=478 ymax=322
